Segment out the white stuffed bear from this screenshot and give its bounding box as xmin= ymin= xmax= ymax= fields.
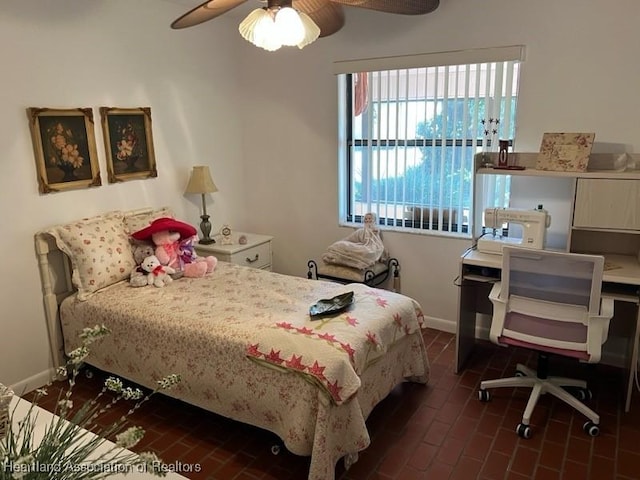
xmin=140 ymin=255 xmax=175 ymax=288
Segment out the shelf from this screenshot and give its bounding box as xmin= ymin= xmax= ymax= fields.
xmin=477 ymin=167 xmax=640 ymax=179
xmin=572 ymin=226 xmax=640 ymax=235
xmin=475 ymin=152 xmax=640 ymax=179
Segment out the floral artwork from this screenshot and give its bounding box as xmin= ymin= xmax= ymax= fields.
xmin=100 ymin=107 xmax=157 ymax=183
xmin=27 ymin=108 xmax=101 ymax=194
xmin=536 ymin=132 xmax=595 ymax=172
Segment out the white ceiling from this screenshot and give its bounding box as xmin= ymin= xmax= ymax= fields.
xmin=160 ymin=0 xmax=257 ymax=21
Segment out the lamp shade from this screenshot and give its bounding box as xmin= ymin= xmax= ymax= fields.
xmin=185 ymin=165 xmax=218 ymax=194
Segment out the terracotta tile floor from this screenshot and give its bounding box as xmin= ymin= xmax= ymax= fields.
xmin=25 ymin=329 xmax=640 ymax=479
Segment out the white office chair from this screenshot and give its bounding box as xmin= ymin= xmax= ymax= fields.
xmin=478 ymin=246 xmax=614 ymax=439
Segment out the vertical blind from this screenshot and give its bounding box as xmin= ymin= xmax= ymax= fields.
xmin=336 ymin=46 xmax=524 ymax=236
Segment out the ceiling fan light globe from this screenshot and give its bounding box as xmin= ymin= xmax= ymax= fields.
xmin=296 ymin=11 xmax=321 ymax=49
xmin=238 ymin=8 xmax=266 ymax=43
xmin=239 ymin=8 xmax=282 ymax=51
xmin=274 ymin=7 xmax=305 ymax=46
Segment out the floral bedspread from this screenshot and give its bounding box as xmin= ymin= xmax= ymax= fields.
xmin=247 ymin=286 xmax=425 ymax=404
xmin=60 ymin=262 xmax=429 ymax=480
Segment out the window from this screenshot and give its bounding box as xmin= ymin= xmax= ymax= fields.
xmin=336 ymin=46 xmax=524 ymax=236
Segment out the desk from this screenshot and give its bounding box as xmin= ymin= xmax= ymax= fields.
xmin=456 ymin=248 xmax=640 ymax=413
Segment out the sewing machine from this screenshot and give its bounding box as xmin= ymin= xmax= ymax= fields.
xmin=477 ymin=207 xmax=551 ymax=254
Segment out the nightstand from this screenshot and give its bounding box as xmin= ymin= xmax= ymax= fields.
xmin=194 ymin=232 xmax=273 ymax=271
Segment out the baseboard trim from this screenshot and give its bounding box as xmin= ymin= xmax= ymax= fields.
xmin=9 ymin=369 xmax=54 ymax=396
xmin=425 ymin=316 xmax=455 ymax=334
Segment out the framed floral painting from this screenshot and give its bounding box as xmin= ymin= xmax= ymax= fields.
xmin=27 ymin=107 xmax=101 ymax=194
xmin=100 ymin=107 xmax=157 ymax=183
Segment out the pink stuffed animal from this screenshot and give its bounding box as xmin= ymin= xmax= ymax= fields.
xmin=132 ymin=218 xmax=217 ymax=278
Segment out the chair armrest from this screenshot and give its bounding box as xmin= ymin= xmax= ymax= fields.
xmin=600 ymin=297 xmax=614 ymax=320
xmin=489 ymin=281 xmax=503 ymax=303
xmin=586 ymin=297 xmax=615 ymax=362
xmin=488 ymin=282 xmax=507 ymax=345
xmin=598 ymin=297 xmax=615 ymax=344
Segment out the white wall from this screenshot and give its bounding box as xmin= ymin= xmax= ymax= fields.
xmin=0 ymin=0 xmax=245 ymax=389
xmin=238 ymin=0 xmax=640 ymax=327
xmin=2 ymin=0 xmax=640 ymax=390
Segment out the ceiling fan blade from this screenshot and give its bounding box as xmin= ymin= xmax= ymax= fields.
xmin=329 ymin=0 xmax=439 ymax=15
xmin=171 ymin=0 xmax=248 ymax=29
xmin=294 ymin=0 xmax=345 ymax=37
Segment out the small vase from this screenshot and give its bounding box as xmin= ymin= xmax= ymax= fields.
xmin=498 ymin=140 xmax=509 ymax=168
xmin=58 ymin=163 xmax=77 ymax=182
xmin=124 ymin=155 xmax=139 ymax=172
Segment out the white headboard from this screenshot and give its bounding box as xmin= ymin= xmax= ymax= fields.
xmin=34 ymin=207 xmax=161 ymax=371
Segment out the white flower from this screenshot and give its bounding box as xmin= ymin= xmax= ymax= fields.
xmin=105 ymin=376 xmax=123 ymax=393
xmin=79 ymin=325 xmax=111 ymax=344
xmin=2 ymin=325 xmax=179 ymax=480
xmin=137 ymin=451 xmax=166 ymax=477
xmin=121 ymin=387 xmax=143 ymax=401
xmin=115 ymin=426 xmax=145 ymax=449
xmin=12 ymin=454 xmax=34 ymax=479
xmin=156 ymin=374 xmax=181 ymax=390
xmin=68 ymin=346 xmax=89 ymax=365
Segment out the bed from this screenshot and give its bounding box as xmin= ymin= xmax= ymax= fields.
xmin=34 ymin=207 xmax=430 ymax=480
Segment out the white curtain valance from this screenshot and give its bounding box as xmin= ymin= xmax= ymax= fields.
xmin=333 ymin=45 xmax=525 ymax=75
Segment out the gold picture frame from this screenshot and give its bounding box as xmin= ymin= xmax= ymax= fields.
xmin=27 ymin=107 xmax=101 ymax=194
xmin=100 ymin=107 xmax=157 ymax=183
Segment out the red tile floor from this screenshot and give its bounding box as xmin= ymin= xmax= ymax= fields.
xmin=26 ymin=329 xmax=640 ymax=479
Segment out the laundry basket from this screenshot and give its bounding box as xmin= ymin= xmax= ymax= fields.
xmin=0 ymin=383 xmax=13 ymax=440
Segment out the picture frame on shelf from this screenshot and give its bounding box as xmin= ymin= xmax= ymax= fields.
xmin=27 ymin=107 xmax=101 ymax=194
xmin=536 ymin=132 xmax=595 ymax=172
xmin=100 ymin=107 xmax=157 ymax=183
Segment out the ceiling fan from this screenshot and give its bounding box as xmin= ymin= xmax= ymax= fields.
xmin=171 ymin=0 xmax=440 ymax=51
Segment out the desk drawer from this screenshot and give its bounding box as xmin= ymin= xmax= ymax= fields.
xmin=229 ymin=242 xmax=271 ymax=269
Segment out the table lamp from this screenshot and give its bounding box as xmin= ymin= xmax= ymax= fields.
xmin=185 ymin=165 xmax=218 ymax=244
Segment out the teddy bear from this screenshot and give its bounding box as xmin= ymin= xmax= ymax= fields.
xmin=129 ymin=241 xmax=157 ymax=287
xmin=131 ymin=218 xmax=217 ymax=278
xmin=140 ymin=255 xmax=175 ymax=287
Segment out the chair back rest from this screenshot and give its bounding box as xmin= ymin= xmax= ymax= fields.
xmin=500 ymin=247 xmax=604 ymax=314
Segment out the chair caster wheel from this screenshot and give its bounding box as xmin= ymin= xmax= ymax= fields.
xmin=566 ymin=387 xmax=592 ymax=401
xmin=516 ymin=423 xmax=532 ymax=439
xmin=84 ymin=369 xmax=94 ymax=379
xmin=578 ymin=388 xmax=593 ymax=401
xmin=271 ymin=444 xmax=281 ymax=455
xmin=478 ymin=389 xmax=490 ymax=402
xmin=583 ymin=421 xmax=600 ymax=437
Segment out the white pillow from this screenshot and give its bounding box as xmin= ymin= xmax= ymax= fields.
xmin=46 ymin=212 xmax=136 ymax=301
xmin=123 ymin=207 xmax=174 ymax=237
